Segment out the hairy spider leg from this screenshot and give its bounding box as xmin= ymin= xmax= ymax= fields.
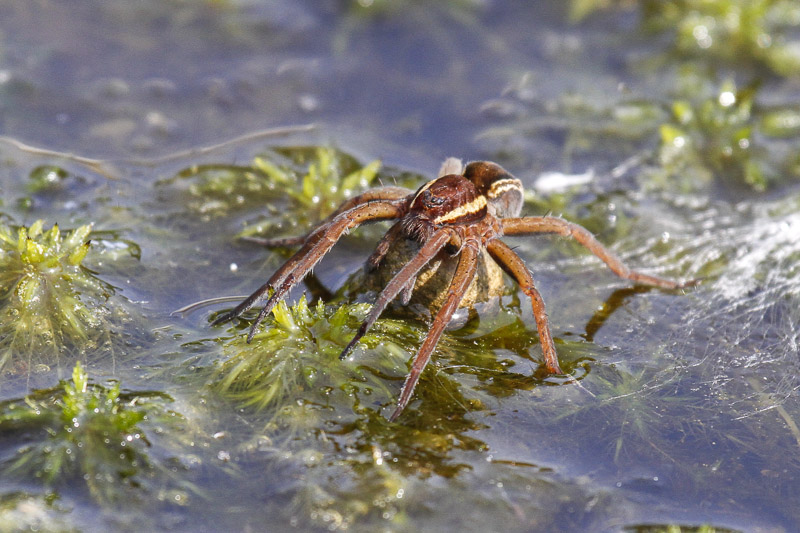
xmin=338 ymin=228 xmax=454 ymax=361
xmin=241 ymin=186 xmax=411 ymax=248
xmin=212 ymin=200 xmax=406 ymax=337
xmin=365 ymin=219 xmax=405 ymax=270
xmin=487 ymin=240 xmax=563 ymax=374
xmin=390 ymin=241 xmax=480 ymax=421
xmin=502 ymin=216 xmax=691 ymax=289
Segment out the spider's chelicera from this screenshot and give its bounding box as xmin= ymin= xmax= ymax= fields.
xmin=213 ymin=158 xmax=691 ymax=421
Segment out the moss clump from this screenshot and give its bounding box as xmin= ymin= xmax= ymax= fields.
xmin=571 ymin=0 xmax=800 ymax=79
xmin=655 ymin=77 xmax=771 ymax=191
xmin=0 ymin=492 xmax=76 ymax=533
xmin=237 ymin=147 xmax=382 ymax=238
xmin=0 ymin=362 xmax=185 ymax=506
xmin=640 ymin=0 xmax=800 ymax=77
xmin=624 ymin=525 xmax=739 ymax=533
xmin=0 ymin=220 xmax=124 ymax=375
xmin=212 ymin=295 xmax=414 ymax=417
xmin=164 ymin=146 xmax=419 ymax=242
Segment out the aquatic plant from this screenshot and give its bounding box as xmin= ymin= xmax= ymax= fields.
xmin=570 ymin=0 xmax=800 ymax=79
xmin=237 ymin=147 xmax=386 ymax=239
xmin=0 ymin=362 xmax=186 ymax=506
xmin=639 ymin=0 xmax=800 ymax=78
xmin=654 ymin=77 xmax=773 ymax=191
xmin=0 ymin=492 xmax=76 ymax=533
xmin=164 ymin=146 xmax=419 ymax=242
xmin=212 ymin=295 xmax=414 ymax=417
xmin=481 ymin=71 xmax=800 ymax=192
xmin=0 ymin=220 xmax=123 ymax=376
xmin=625 ymin=525 xmax=738 ymax=533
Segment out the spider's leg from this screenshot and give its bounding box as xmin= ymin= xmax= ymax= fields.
xmin=389 ymin=241 xmax=480 ymax=421
xmin=399 ymin=277 xmax=416 ymax=305
xmin=212 ymin=200 xmax=405 ymax=336
xmin=487 ymin=240 xmax=563 ymax=374
xmin=247 ymin=187 xmax=412 ymax=249
xmin=365 ymin=220 xmax=404 ymax=271
xmin=338 ymin=228 xmax=453 ymax=360
xmin=502 ymin=216 xmax=691 ymax=289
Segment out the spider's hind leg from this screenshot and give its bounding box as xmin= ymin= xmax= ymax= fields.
xmin=365 ymin=220 xmax=405 ymax=271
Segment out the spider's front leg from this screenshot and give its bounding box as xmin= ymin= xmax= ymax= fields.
xmin=242 ymin=186 xmax=411 ymax=248
xmin=502 ymin=216 xmax=693 ymax=289
xmin=338 ymin=227 xmax=456 ymax=361
xmin=212 ymin=200 xmax=406 ymax=340
xmin=390 ymin=241 xmax=480 ymax=421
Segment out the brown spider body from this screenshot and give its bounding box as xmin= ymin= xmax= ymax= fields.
xmin=214 ymin=158 xmax=690 ymax=421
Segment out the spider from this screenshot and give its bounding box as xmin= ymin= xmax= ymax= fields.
xmin=213 ymin=158 xmax=691 ymax=421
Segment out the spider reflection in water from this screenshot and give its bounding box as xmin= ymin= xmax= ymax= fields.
xmin=214 ymin=158 xmax=692 ymax=420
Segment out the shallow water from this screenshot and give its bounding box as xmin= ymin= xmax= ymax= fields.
xmin=1 ymin=1 xmax=799 ymax=532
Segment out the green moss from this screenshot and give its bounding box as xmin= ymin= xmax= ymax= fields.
xmin=0 ymin=362 xmax=186 ymax=506
xmin=652 ymin=77 xmax=773 ymax=191
xmin=211 ymin=295 xmax=414 ymax=416
xmin=0 ymin=492 xmax=77 ymax=533
xmin=0 ymin=220 xmax=130 ymax=375
xmin=237 ymin=147 xmax=385 ymax=239
xmin=163 ymin=146 xmax=418 ymax=241
xmin=640 ymin=0 xmax=800 ymax=78
xmin=27 ymin=166 xmax=71 ymax=194
xmin=571 ymin=0 xmax=800 ymax=79
xmin=568 ymin=0 xmax=634 ymax=23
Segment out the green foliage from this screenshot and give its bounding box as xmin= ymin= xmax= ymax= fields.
xmin=164 ymin=146 xmax=416 ymax=241
xmin=639 ymin=0 xmax=800 ymax=77
xmin=654 ymin=77 xmax=777 ymax=191
xmin=237 ymin=147 xmax=383 ymax=239
xmin=0 ymin=492 xmax=76 ymax=533
xmin=26 ymin=165 xmax=73 ymax=195
xmin=568 ymin=0 xmax=634 ymax=23
xmin=212 ymin=295 xmax=414 ymax=416
xmin=571 ymin=0 xmax=800 ymax=79
xmin=0 ymin=362 xmax=185 ymax=506
xmin=0 ymin=220 xmax=119 ymax=374
xmin=530 ymin=0 xmax=800 ymax=192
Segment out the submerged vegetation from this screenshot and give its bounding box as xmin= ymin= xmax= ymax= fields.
xmin=164 ymin=146 xmax=419 ymax=241
xmin=0 ymin=362 xmax=187 ymax=506
xmin=211 ymin=295 xmax=413 ymax=416
xmin=485 ymin=0 xmax=800 ymax=193
xmin=0 ymin=220 xmax=136 ymax=378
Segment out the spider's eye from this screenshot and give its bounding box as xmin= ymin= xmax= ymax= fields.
xmin=424 ymin=191 xmax=446 ymax=207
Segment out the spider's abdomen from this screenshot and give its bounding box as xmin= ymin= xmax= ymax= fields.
xmin=463 ymin=161 xmax=524 ymax=219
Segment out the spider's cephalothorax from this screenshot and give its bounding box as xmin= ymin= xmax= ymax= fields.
xmin=213 ymin=158 xmax=691 ymax=421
